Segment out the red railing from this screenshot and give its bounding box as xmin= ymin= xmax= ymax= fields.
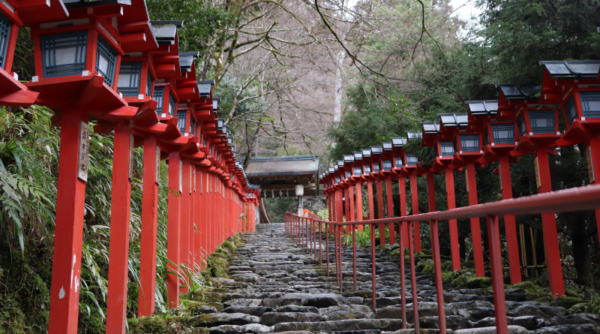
xmin=285 ymin=183 xmax=600 ymax=334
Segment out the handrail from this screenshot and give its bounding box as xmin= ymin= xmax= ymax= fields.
xmin=284 ymin=182 xmax=600 ymax=334
xmin=293 ymin=183 xmax=600 ymax=225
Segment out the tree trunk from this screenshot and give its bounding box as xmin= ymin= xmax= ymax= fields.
xmin=332 ymin=50 xmax=345 ymax=127
xmin=569 ymin=212 xmax=594 ymax=287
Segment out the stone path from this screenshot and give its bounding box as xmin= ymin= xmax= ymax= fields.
xmin=195 ymin=224 xmax=600 ymax=334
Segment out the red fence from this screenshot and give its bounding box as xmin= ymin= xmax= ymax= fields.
xmin=285 ymin=183 xmax=600 ymax=334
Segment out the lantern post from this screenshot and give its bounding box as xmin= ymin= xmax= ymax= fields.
xmin=391 ymin=137 xmax=410 ymax=249
xmin=402 ymin=132 xmax=422 ymax=252
xmin=467 ymin=95 xmax=523 ymax=283
xmin=370 ymin=146 xmax=387 ymax=244
xmin=422 ymin=121 xmax=461 ymax=271
xmin=351 ymin=152 xmax=366 ymax=231
xmin=541 ymin=61 xmax=600 ymax=252
xmin=380 ymin=142 xmax=396 ymax=244
xmin=508 ymin=82 xmax=564 ymax=296
xmin=437 ymin=113 xmax=486 ymax=276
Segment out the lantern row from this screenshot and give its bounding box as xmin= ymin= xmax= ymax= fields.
xmin=321 ymin=60 xmax=600 ymax=298
xmin=0 ymin=1 xmax=261 ymax=334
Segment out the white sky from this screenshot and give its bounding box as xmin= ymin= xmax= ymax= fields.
xmin=449 ymin=0 xmax=482 ymax=23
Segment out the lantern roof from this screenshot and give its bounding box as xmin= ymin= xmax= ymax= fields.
xmin=539 ymin=60 xmax=600 ymax=79
xmin=150 ymin=21 xmax=182 ymax=45
xmin=422 ymin=122 xmax=440 ymax=134
xmin=2 ymin=1 xmax=70 ymax=26
xmin=362 ymin=148 xmax=372 ymax=158
xmin=198 ymin=80 xmax=215 ymax=98
xmin=382 ymin=142 xmax=393 ymax=151
xmin=464 ymin=100 xmax=498 ymax=116
xmin=496 ymin=84 xmax=540 ymax=100
xmin=343 ymin=155 xmax=354 ymax=163
xmin=337 ymin=160 xmax=344 ymax=168
xmin=371 ymin=146 xmax=383 ymax=155
xmin=438 ymin=113 xmax=468 ymax=127
xmin=353 ymin=152 xmax=363 ymax=161
xmin=179 ymin=52 xmax=199 ymax=72
xmin=63 ymin=0 xmax=132 ymax=9
xmin=329 ymin=167 xmax=335 ymax=173
xmin=391 ymin=137 xmax=407 ymax=148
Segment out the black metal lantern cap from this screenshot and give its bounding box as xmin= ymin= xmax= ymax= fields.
xmin=539 ymin=60 xmax=600 ymax=79
xmin=362 ymin=148 xmax=372 ymax=158
xmin=495 ymin=84 xmax=540 ymax=100
xmin=391 ymin=137 xmax=407 ymax=148
xmin=438 ymin=113 xmax=469 ymax=128
xmin=421 ymin=122 xmax=440 ymax=134
xmin=63 ymin=0 xmax=132 ymax=8
xmin=198 ymin=80 xmax=215 ymax=98
xmin=370 ymin=146 xmax=383 ymax=155
xmin=343 ymin=154 xmax=354 ymax=163
xmin=464 ymin=100 xmax=499 ymax=116
xmin=382 ymin=142 xmax=393 ymax=151
xmin=179 ymin=51 xmax=199 ymax=72
xmin=353 ymin=151 xmax=363 ymax=161
xmin=150 ymin=21 xmax=183 ymax=45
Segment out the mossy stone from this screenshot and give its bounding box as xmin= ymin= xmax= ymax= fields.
xmin=466 ymin=277 xmax=492 ymax=288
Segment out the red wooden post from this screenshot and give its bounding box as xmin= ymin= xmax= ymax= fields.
xmin=349 ymin=186 xmax=355 ymax=224
xmin=356 ymin=182 xmax=364 ymax=231
xmin=48 ymin=108 xmax=89 ymax=334
xmin=486 ymin=215 xmax=509 ymax=334
xmin=589 ymin=137 xmax=600 ymax=245
xmin=408 ymin=221 xmax=419 ymax=332
xmin=386 ymin=179 xmax=395 ymax=244
xmin=345 ymin=187 xmax=350 ymax=234
xmin=445 ymin=168 xmax=461 ymax=272
xmin=399 ymin=178 xmax=409 ymax=249
xmin=167 ymin=152 xmax=182 ymax=308
xmin=371 ymin=222 xmax=377 ymax=309
xmin=180 ymin=158 xmax=192 ymax=291
xmin=194 ymin=166 xmax=202 ymax=272
xmin=139 ymin=136 xmax=160 ymax=317
xmin=377 ymin=180 xmax=385 ymax=245
xmin=535 ymin=149 xmax=565 ymax=296
xmin=106 ymin=121 xmax=134 ymax=333
xmin=367 ymin=181 xmax=375 ymax=221
xmin=398 ymin=220 xmax=406 ymax=329
xmin=409 ymin=174 xmax=421 ymax=252
xmin=466 ymin=163 xmax=485 ymax=277
xmin=498 ymin=156 xmax=521 ymax=283
xmin=426 ymin=171 xmax=436 ymax=212
xmin=430 ymin=219 xmax=447 ymax=334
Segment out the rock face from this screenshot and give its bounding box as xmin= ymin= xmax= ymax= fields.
xmin=182 ymin=224 xmax=600 ymax=334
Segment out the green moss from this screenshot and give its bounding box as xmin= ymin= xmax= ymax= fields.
xmin=466 ymin=277 xmax=492 ymax=288
xmin=128 ymin=316 xmax=169 ymax=333
xmin=221 ymin=240 xmax=236 ymax=253
xmin=421 ymin=259 xmax=435 ymax=274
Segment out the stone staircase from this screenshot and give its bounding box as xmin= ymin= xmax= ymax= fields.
xmin=192 ymin=224 xmax=600 ymax=334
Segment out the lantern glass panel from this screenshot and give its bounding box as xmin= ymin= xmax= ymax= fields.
xmin=153 ymin=87 xmax=164 ymax=114
xmin=491 ymin=124 xmax=514 ymax=144
xmin=346 ymin=171 xmax=351 ymax=179
xmin=146 ymin=69 xmax=153 ymax=97
xmin=460 ymin=134 xmax=479 ymax=152
xmin=564 ymin=96 xmax=577 ymax=124
xmin=528 ymin=110 xmax=554 ymax=133
xmin=440 ymin=141 xmax=454 ymax=157
xmin=336 ymin=176 xmax=341 ymax=184
xmin=168 ymin=94 xmax=176 ymax=116
xmin=96 ymin=36 xmax=117 ymax=86
xmin=117 ymin=61 xmax=142 ymax=96
xmin=406 ymin=153 xmax=418 ymax=165
xmin=395 ymin=157 xmax=403 ymax=168
xmin=580 ymin=92 xmax=600 ymax=118
xmin=518 ymin=114 xmax=527 ymax=136
xmin=354 ymin=167 xmax=363 ymax=175
xmin=364 ymin=165 xmax=372 ymax=173
xmin=383 ymin=160 xmax=392 ymax=170
xmin=190 ymin=117 xmax=195 ymax=134
xmin=0 ymin=12 xmax=11 ymax=69
xmin=176 ymin=110 xmax=186 ymax=132
xmin=41 ymin=31 xmax=88 ymax=78
xmin=373 ymin=162 xmax=380 ymax=172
